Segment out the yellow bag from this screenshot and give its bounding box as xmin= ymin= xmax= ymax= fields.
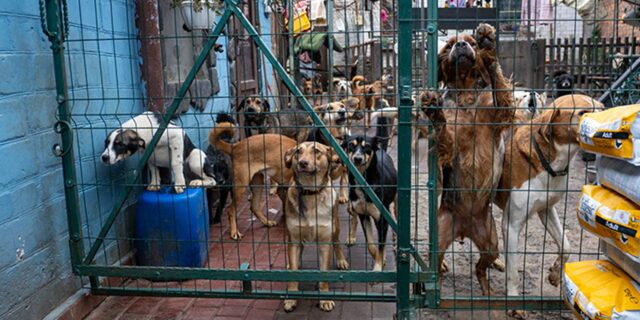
xmin=285 ymin=11 xmax=311 ymax=35
xmin=577 ymin=185 xmax=640 ymax=259
xmin=579 ymin=105 xmax=640 ymax=165
xmin=563 ymin=260 xmax=640 ymax=320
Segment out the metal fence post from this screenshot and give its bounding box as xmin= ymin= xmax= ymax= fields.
xmin=41 ymin=0 xmax=85 ymax=271
xmin=426 ymin=0 xmax=440 ymax=309
xmin=397 ymin=0 xmax=415 ymax=318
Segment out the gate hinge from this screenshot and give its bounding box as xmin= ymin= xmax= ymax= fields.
xmin=400 ymin=85 xmax=412 ymax=101
xmin=396 ymin=247 xmax=414 ymax=263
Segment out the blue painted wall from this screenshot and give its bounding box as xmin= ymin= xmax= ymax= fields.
xmin=0 ymin=0 xmax=143 ymax=318
xmin=0 ymin=0 xmax=275 ymax=318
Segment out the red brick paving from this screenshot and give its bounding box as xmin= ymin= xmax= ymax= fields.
xmin=83 ymin=191 xmax=397 ymax=319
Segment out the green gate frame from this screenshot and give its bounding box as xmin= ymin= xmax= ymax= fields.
xmin=42 ymin=0 xmax=567 ymax=316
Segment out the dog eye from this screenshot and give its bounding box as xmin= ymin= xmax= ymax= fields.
xmin=577 ymin=110 xmax=588 ymax=116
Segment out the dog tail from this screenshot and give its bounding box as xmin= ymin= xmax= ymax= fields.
xmin=351 ymin=75 xmax=366 ymax=89
xmin=209 ymin=116 xmax=236 ymax=155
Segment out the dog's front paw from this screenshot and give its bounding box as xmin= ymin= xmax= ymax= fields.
xmin=339 ymin=195 xmax=348 ymax=204
xmin=491 ymin=258 xmax=505 ymax=272
xmin=440 ymin=260 xmax=449 ymax=273
xmin=345 ymin=236 xmax=357 ymax=247
xmin=147 ymin=185 xmax=161 ymax=191
xmin=283 ymin=299 xmax=297 ymax=312
xmin=336 ymin=259 xmax=349 ymax=270
xmin=174 ymin=186 xmax=185 ymax=194
xmin=547 ymin=261 xmax=562 ymax=287
xmin=419 ymin=91 xmax=445 ymax=126
xmin=507 ymin=310 xmax=528 ymax=319
xmin=319 ymin=300 xmax=335 ymax=312
xmin=264 ymin=219 xmax=277 ymax=227
xmin=475 ymin=23 xmax=496 ymax=51
xmin=230 ymin=230 xmax=244 ymax=240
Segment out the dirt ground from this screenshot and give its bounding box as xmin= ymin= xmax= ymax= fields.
xmin=395 ymin=135 xmax=601 ymax=319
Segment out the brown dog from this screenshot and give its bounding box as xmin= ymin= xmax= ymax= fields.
xmin=303 ymin=75 xmax=324 ymax=106
xmin=351 ymin=75 xmax=387 ymax=128
xmin=209 ymin=121 xmax=298 ymax=240
xmin=421 ymin=23 xmax=514 ymax=296
xmin=282 ymin=142 xmax=349 ymax=312
xmin=495 ymin=94 xmax=602 ymax=318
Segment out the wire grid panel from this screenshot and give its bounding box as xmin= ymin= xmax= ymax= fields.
xmin=411 ymin=0 xmax=628 ymax=316
xmin=46 ymin=0 xmax=636 ymax=316
xmin=47 ymin=0 xmax=428 ymax=310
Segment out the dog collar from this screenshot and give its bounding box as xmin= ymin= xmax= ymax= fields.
xmin=294 ymin=177 xmax=329 ymax=195
xmin=533 ymin=137 xmax=568 ymax=177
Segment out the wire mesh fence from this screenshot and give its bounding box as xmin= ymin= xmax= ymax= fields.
xmin=41 ymin=0 xmax=638 ymax=317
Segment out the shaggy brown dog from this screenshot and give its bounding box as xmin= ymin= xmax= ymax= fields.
xmin=209 ymin=121 xmax=298 ymax=240
xmin=421 ymin=23 xmax=514 ymax=296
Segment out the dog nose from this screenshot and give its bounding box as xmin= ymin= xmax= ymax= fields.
xmin=338 ymin=110 xmax=346 ymax=117
xmin=455 ymin=41 xmax=466 ymax=48
xmin=101 ymin=154 xmax=109 ymax=163
xmin=298 ymin=159 xmax=309 ymax=169
xmin=353 ymin=156 xmax=363 ymax=164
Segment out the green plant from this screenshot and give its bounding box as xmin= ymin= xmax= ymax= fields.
xmin=173 ymin=0 xmax=224 ymax=12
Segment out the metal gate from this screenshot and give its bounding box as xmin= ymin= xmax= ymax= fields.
xmin=42 ymin=0 xmax=615 ymax=317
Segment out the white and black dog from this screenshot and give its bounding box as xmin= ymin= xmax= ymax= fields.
xmin=101 ymin=111 xmax=216 ymax=193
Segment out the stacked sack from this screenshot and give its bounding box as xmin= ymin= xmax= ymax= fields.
xmin=564 ymin=105 xmax=640 ymax=319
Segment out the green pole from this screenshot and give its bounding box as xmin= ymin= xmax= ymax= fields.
xmin=426 ymin=0 xmax=440 ymax=308
xmin=41 ymin=0 xmax=85 ymax=271
xmin=396 ymin=0 xmax=415 ymax=318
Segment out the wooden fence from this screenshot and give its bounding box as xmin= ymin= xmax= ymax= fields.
xmin=544 ymin=37 xmax=640 ymax=95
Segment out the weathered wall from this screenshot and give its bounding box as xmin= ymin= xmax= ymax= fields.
xmin=0 ymin=1 xmax=143 ymax=318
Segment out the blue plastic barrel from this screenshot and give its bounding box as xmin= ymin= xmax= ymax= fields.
xmin=135 ymin=187 xmax=209 ymax=268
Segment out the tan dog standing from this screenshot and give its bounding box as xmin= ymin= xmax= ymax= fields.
xmin=495 ymin=94 xmax=602 ymax=318
xmin=209 ymin=121 xmax=298 ymax=240
xmin=282 ymin=142 xmax=349 ymax=312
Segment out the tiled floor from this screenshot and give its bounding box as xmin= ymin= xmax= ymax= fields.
xmin=84 ymin=187 xmax=398 ymax=320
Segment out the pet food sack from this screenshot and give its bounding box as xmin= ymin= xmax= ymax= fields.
xmin=562 ymin=260 xmax=640 ymax=320
xmin=577 ymin=185 xmax=640 ymax=260
xmin=598 ymin=155 xmax=640 ymax=206
xmin=579 ymin=105 xmax=640 ymax=165
xmin=601 ymin=240 xmax=640 ymax=284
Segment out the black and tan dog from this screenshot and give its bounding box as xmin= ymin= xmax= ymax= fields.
xmin=343 ymin=135 xmax=397 ymax=271
xmin=282 ymin=142 xmax=349 ymax=313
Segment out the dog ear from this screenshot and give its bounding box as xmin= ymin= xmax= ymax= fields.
xmin=262 ymin=97 xmax=271 ymax=112
xmin=540 ymin=92 xmax=547 ymax=104
xmin=539 ymin=108 xmax=562 ymax=143
xmin=284 ymin=146 xmax=297 ymax=169
xmin=122 ymin=130 xmax=145 ymax=151
xmin=313 ymin=104 xmax=327 ymax=118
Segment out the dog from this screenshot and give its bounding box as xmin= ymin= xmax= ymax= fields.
xmin=101 ymin=112 xmax=216 ymax=194
xmin=513 ymin=90 xmax=546 ymax=121
xmin=302 ymin=75 xmax=324 ymax=106
xmin=190 ymin=113 xmax=237 ymax=224
xmin=351 ymin=75 xmax=391 ymax=127
xmin=332 ymin=77 xmax=352 ymax=99
xmin=209 ymin=121 xmax=298 ymax=240
xmin=236 ymin=96 xmax=280 ymax=138
xmin=495 ymin=94 xmax=602 ymax=318
xmin=306 ymin=98 xmax=364 ymax=203
xmin=552 ymin=70 xmax=574 ymax=98
xmin=423 ymin=23 xmax=514 ymax=295
xmin=343 ymin=135 xmax=398 ymax=271
xmin=282 ymin=142 xmax=349 ymax=313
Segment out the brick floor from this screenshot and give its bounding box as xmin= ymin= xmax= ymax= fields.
xmin=83 ymin=179 xmax=398 ymax=320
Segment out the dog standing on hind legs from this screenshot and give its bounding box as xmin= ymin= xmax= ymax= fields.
xmin=282 ymin=142 xmax=349 ymax=312
xmin=423 ymin=23 xmax=514 ymax=296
